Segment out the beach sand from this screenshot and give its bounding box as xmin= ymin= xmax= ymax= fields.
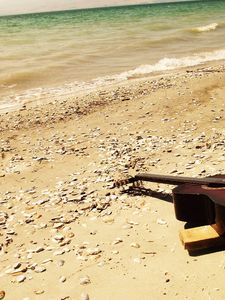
xmin=0 ymin=63 xmax=225 ymax=300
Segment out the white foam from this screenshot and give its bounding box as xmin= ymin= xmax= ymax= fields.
xmin=1 ymin=48 xmax=225 ymax=113
xmin=193 ymin=22 xmax=218 ymax=33
xmin=114 ymin=48 xmax=225 ymax=79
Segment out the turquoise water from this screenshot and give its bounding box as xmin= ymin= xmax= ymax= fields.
xmin=1 ymin=0 xmax=225 ymax=109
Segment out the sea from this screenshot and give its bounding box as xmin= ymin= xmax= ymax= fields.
xmin=1 ymin=0 xmax=225 ymax=111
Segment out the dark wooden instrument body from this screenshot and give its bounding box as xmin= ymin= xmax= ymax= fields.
xmin=115 ymin=173 xmax=225 ymax=229
xmin=173 ymin=175 xmax=225 ymax=230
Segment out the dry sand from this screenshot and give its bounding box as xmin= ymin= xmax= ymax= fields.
xmin=0 ymin=63 xmax=225 ymax=300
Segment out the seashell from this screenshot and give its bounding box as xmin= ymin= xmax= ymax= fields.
xmin=34 ymin=290 xmax=44 ymax=295
xmin=53 ymin=249 xmax=65 ymax=256
xmin=16 ymin=275 xmax=26 ymax=283
xmin=133 ymin=258 xmax=141 ymax=264
xmin=57 ymin=259 xmax=65 ymax=267
xmin=79 ymin=275 xmax=91 ymax=285
xmin=13 ymin=262 xmax=21 ymax=269
xmin=157 ymin=218 xmax=167 ymax=225
xmin=7 ymin=266 xmax=27 ymax=276
xmin=34 ymin=266 xmax=46 ymax=273
xmin=53 ymin=223 xmax=64 ymax=229
xmin=59 ymin=276 xmax=66 ymax=283
xmin=0 ymin=291 xmax=5 ymax=300
xmin=130 ymin=242 xmax=140 ymax=248
xmin=52 ymin=234 xmax=64 ymax=242
xmin=34 ymin=246 xmax=45 ymax=253
xmin=102 ymin=216 xmax=114 ymax=224
xmin=27 ymin=253 xmax=33 ymax=259
xmin=41 ymin=259 xmax=53 ymax=265
xmin=77 ymin=255 xmax=88 ymax=261
xmin=112 ymin=238 xmax=123 ymax=245
xmin=122 ymin=224 xmax=132 ymax=229
xmin=67 ymin=232 xmax=75 ymax=238
xmin=86 ymin=248 xmax=101 ymax=256
xmin=80 ymin=292 xmax=89 ymax=300
xmin=127 ymin=220 xmax=139 ymax=225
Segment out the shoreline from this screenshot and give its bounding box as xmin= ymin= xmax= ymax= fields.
xmin=1 ymin=57 xmax=225 ymax=117
xmin=0 ymin=61 xmax=225 ymax=299
xmin=1 ymin=61 xmax=225 ymax=131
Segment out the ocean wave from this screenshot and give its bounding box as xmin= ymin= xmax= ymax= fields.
xmin=2 ymin=48 xmax=225 ymax=113
xmin=191 ymin=23 xmax=218 ymax=33
xmin=113 ymin=48 xmax=225 ymax=80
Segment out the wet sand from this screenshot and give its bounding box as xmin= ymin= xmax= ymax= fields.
xmin=0 ymin=63 xmax=225 ymax=300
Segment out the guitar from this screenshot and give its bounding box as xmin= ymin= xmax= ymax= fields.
xmin=114 ymin=173 xmax=225 ymax=231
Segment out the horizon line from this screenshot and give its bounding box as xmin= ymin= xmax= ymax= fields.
xmin=0 ymin=0 xmax=199 ymax=18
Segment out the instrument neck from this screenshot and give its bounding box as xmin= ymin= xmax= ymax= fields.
xmin=134 ymin=173 xmax=225 ymax=187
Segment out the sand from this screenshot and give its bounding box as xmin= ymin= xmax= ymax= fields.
xmin=0 ymin=63 xmax=225 ymax=300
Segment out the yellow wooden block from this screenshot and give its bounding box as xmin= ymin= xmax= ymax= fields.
xmin=179 ymin=224 xmax=225 ymax=251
